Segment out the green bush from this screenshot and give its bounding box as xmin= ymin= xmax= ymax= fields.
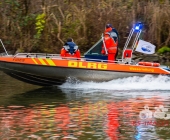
xmin=35 ymin=13 xmax=46 ymax=39
xmin=157 ymin=46 xmax=170 ymax=54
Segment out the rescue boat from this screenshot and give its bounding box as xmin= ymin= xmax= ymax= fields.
xmin=0 ymin=23 xmax=170 ymax=86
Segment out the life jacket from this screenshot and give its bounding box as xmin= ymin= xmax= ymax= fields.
xmin=60 ymin=42 xmax=80 ymax=58
xmin=64 ymin=42 xmax=78 ymax=54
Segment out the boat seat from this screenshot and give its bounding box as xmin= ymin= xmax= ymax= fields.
xmin=122 ymin=49 xmax=133 ymax=64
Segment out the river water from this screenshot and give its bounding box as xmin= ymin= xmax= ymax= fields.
xmin=0 ymin=71 xmax=170 ymax=140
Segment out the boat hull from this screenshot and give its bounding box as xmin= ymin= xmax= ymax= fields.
xmin=0 ymin=54 xmax=169 ymax=86
xmin=0 ymin=61 xmax=148 ymax=86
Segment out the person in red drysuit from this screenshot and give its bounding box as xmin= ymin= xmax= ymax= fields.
xmin=60 ymin=38 xmax=81 ymax=58
xmin=101 ymin=24 xmax=119 ymax=62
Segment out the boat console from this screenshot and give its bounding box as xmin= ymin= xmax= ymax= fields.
xmin=84 ymin=22 xmax=143 ymax=64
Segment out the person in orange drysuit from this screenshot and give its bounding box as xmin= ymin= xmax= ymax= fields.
xmin=101 ymin=24 xmax=119 ymax=62
xmin=60 ymin=38 xmax=81 ymax=58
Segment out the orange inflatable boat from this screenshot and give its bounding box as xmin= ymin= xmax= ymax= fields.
xmin=0 ymin=23 xmax=169 ymax=86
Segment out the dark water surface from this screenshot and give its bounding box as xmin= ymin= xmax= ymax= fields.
xmin=0 ymin=71 xmax=170 ymax=140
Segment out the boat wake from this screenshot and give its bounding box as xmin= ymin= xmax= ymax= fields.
xmin=59 ymin=75 xmax=170 ymax=91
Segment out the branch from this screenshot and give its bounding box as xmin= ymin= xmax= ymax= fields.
xmin=51 ymin=13 xmax=64 ymax=45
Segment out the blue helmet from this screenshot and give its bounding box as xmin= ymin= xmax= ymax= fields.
xmin=106 ymin=24 xmax=112 ymax=28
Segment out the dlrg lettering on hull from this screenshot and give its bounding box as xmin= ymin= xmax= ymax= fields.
xmin=68 ymin=61 xmax=107 ymax=70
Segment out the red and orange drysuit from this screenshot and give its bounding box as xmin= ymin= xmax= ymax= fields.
xmin=60 ymin=41 xmax=81 ymax=58
xmin=101 ymin=27 xmax=118 ymax=62
xmin=60 ymin=48 xmax=81 ymax=58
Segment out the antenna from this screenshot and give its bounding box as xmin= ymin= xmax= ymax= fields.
xmin=0 ymin=39 xmax=8 ymax=56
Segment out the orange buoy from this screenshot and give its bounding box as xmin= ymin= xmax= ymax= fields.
xmin=138 ymin=62 xmax=160 ymax=67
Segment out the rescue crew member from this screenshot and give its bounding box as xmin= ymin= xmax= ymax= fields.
xmin=60 ymin=38 xmax=81 ymax=58
xmin=101 ymin=24 xmax=119 ymax=62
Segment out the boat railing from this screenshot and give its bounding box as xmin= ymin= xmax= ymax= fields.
xmin=0 ymin=52 xmax=8 ymax=56
xmin=14 ymin=53 xmax=61 ymax=58
xmin=13 ymin=53 xmax=136 ymax=65
xmin=84 ymin=58 xmax=135 ymax=64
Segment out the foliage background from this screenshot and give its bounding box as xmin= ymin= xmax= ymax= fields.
xmin=0 ymin=0 xmax=170 ymax=54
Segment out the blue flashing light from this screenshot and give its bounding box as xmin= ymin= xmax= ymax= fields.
xmin=135 ymin=26 xmax=140 ymax=30
xmin=134 ymin=22 xmax=142 ymax=31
